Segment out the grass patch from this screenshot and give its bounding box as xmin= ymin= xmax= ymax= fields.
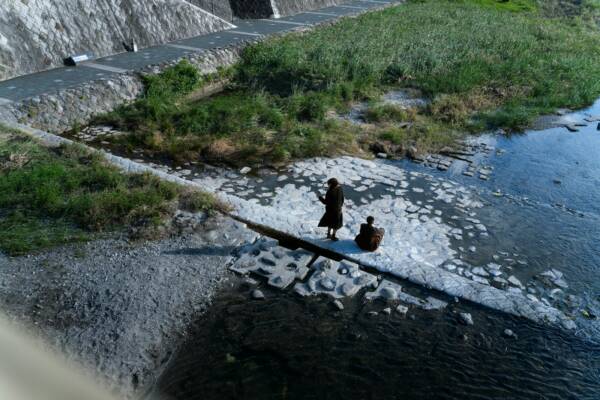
xmin=98 ymin=0 xmax=600 ymax=164
xmin=0 ymin=127 xmax=218 ymax=256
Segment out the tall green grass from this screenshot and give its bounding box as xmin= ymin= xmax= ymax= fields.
xmin=100 ymin=0 xmax=600 ymax=164
xmin=238 ymin=1 xmax=600 ymax=124
xmin=0 ymin=129 xmax=217 ymax=256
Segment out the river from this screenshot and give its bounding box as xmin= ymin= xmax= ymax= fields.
xmin=148 ymin=100 xmax=600 ymax=399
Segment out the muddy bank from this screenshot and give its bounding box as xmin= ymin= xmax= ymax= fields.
xmin=0 ymin=214 xmax=257 ymax=398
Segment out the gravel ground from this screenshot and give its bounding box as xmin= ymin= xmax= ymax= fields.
xmin=0 ymin=214 xmax=257 ymax=399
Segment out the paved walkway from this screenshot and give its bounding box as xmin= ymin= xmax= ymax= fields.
xmin=0 ymin=0 xmax=398 ymax=104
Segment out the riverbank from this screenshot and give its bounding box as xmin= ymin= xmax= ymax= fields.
xmin=0 ymin=126 xmax=219 ymax=256
xmin=0 ymin=215 xmax=257 ymax=398
xmin=95 ymin=0 xmax=600 ymax=166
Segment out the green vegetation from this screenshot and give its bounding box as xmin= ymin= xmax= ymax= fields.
xmin=0 ymin=127 xmax=218 ymax=256
xmin=97 ymin=0 xmax=600 ymax=164
xmin=97 ymin=62 xmax=360 ymax=165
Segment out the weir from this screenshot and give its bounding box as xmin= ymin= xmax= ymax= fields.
xmin=7 ymin=121 xmax=578 ymax=332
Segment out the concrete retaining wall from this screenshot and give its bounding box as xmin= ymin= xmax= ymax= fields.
xmin=0 ymin=0 xmax=233 ymax=81
xmin=273 ymin=0 xmax=347 ymax=17
xmin=0 ymin=47 xmax=242 ymax=133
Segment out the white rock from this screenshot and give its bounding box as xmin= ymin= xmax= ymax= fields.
xmin=333 ymin=300 xmax=344 ymax=311
xmin=251 ymin=289 xmax=265 ymax=300
xmin=472 ymin=267 xmax=489 ymax=277
xmin=396 ymin=305 xmax=408 ymax=315
xmin=240 ymin=167 xmax=251 ymax=174
xmin=459 ymin=312 xmax=474 ymax=326
xmin=507 ymin=276 xmax=524 ymax=288
xmin=503 ymin=329 xmax=517 ymax=338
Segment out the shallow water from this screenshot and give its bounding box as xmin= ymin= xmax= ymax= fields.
xmin=151 ymin=283 xmax=600 ymax=400
xmin=150 ymin=101 xmax=600 ymax=399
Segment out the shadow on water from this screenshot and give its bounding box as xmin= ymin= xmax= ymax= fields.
xmin=150 ymin=282 xmax=600 ymax=400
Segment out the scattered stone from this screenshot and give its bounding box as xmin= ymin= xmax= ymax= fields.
xmin=333 ymin=300 xmax=344 ymax=311
xmin=251 ymin=289 xmax=265 ymax=300
xmin=459 ymin=312 xmax=474 ymax=326
xmin=367 ymin=311 xmax=379 ymax=317
xmin=396 ymin=305 xmax=408 ymax=316
xmin=503 ymin=329 xmax=517 ymax=339
xmin=507 ymin=275 xmax=524 ymax=289
xmin=376 ymin=153 xmax=388 ymax=159
xmin=382 ymin=307 xmax=392 ymax=315
xmin=240 ymin=167 xmax=251 ymax=174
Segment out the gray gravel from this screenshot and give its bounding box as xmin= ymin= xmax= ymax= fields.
xmin=0 ymin=214 xmax=257 ymax=398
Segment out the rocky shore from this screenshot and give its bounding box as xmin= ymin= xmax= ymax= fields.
xmin=0 ymin=214 xmax=256 ymax=398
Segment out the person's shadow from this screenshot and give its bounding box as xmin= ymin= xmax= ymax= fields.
xmin=311 ymin=238 xmax=365 ymax=255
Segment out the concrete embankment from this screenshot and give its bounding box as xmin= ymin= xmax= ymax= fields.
xmin=0 ymin=0 xmax=234 ymax=81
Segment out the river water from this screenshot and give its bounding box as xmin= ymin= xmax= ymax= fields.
xmin=149 ymin=101 xmax=600 ymax=399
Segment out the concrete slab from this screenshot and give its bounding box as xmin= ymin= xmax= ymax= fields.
xmin=233 ymin=20 xmax=295 ymax=35
xmin=93 ymin=45 xmax=194 ymax=71
xmin=175 ymin=31 xmax=251 ymax=50
xmin=294 ymin=259 xmax=378 ymax=299
xmin=281 ymin=12 xmax=338 ymax=25
xmin=0 ymin=66 xmax=119 ymax=102
xmin=230 ymin=239 xmax=312 ymax=290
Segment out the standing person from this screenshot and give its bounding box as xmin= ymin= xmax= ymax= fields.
xmin=318 ymin=178 xmax=344 ymax=241
xmin=355 ymin=216 xmax=385 ymax=252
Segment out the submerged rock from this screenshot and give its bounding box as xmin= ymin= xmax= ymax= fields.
xmin=503 ymin=329 xmax=517 ymax=339
xmin=459 ymin=312 xmax=474 ymax=326
xmin=396 ymin=305 xmax=408 ymax=316
xmin=333 ymin=300 xmax=344 ymax=311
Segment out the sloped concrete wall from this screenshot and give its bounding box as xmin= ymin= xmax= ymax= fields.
xmin=272 ymin=0 xmax=347 ymax=17
xmin=0 ymin=0 xmax=233 ymax=82
xmin=189 ymin=0 xmax=234 ymax=21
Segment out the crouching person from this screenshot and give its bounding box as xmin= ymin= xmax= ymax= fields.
xmin=355 ymin=216 xmax=385 ymax=252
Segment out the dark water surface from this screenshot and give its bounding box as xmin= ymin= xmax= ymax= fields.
xmin=151 ymin=101 xmax=600 ymax=399
xmin=152 ymin=286 xmax=600 ymax=400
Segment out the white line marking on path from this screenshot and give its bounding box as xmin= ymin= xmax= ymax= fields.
xmin=165 ymin=43 xmax=205 ymax=52
xmin=261 ymin=19 xmax=308 ymax=26
xmin=225 ymin=30 xmax=264 ymax=37
xmin=80 ymin=62 xmax=128 ymax=74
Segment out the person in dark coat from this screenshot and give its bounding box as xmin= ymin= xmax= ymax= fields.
xmin=318 ymin=178 xmax=344 ymax=241
xmin=355 ymin=216 xmax=385 ymax=252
